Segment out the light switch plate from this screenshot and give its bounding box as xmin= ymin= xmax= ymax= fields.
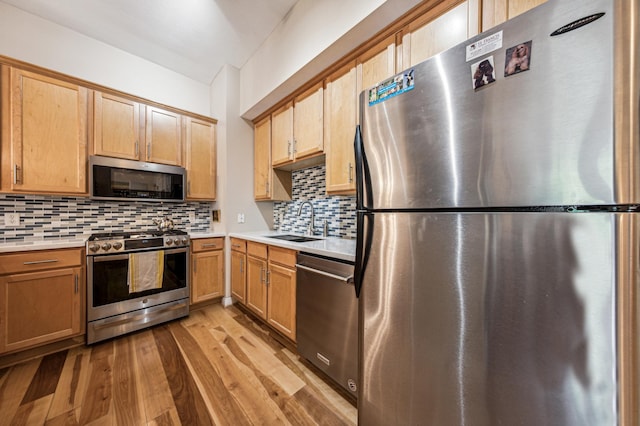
xmin=5 ymin=213 xmax=20 ymax=226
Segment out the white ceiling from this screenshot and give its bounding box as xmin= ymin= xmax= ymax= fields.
xmin=0 ymin=0 xmax=299 ymax=84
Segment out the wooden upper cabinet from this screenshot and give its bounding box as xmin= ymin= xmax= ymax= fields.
xmin=325 ymin=62 xmax=357 ymax=195
xmin=482 ymin=0 xmax=547 ymax=31
xmin=254 ymin=116 xmax=291 ymax=201
xmin=93 ymin=92 xmax=141 ymax=160
xmin=358 ymin=35 xmax=397 ymax=93
xmin=185 ymin=117 xmax=216 ymax=200
xmin=1 ymin=66 xmax=88 ymax=195
xmin=271 ymin=102 xmax=294 ymax=166
xmin=293 ymin=84 xmax=324 ymax=161
xmin=402 ymin=1 xmax=479 ymax=68
xmin=145 ymin=106 xmax=182 ymax=166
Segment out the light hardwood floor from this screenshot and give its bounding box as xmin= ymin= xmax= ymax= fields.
xmin=0 ymin=304 xmax=357 ymax=425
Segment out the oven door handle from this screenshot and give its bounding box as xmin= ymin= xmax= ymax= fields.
xmin=92 ymin=254 xmax=130 ymax=262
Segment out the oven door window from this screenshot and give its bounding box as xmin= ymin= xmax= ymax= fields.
xmin=92 ymin=250 xmax=187 ymax=307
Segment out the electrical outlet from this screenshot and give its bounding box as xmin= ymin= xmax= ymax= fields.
xmin=5 ymin=213 xmax=20 ymax=226
xmin=211 ymin=210 xmax=220 ymax=222
xmin=237 ymin=213 xmax=245 ymax=224
xmin=189 ymin=212 xmax=196 ymax=223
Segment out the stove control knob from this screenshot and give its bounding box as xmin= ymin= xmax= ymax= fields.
xmin=166 ymin=239 xmax=173 ymax=246
xmin=101 ymin=242 xmax=112 ymax=251
xmin=173 ymin=238 xmax=181 ymax=245
xmin=112 ymin=242 xmax=123 ymax=250
xmin=181 ymin=238 xmax=189 ymax=245
xmin=89 ymin=243 xmax=100 ymax=252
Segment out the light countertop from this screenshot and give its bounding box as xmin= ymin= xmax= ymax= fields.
xmin=229 ymin=230 xmax=356 ymax=263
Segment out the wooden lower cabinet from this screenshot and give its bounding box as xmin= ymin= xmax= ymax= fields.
xmin=243 ymin=241 xmax=297 ymax=342
xmin=0 ymin=248 xmax=84 ymax=354
xmin=190 ymin=238 xmax=224 ymax=305
xmin=230 ymin=238 xmax=247 ymax=303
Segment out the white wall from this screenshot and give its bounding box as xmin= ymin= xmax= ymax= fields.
xmin=240 ymin=0 xmax=422 ymax=119
xmin=0 ymin=3 xmax=211 ymax=116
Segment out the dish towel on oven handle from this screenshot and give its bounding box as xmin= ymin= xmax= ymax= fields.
xmin=128 ymin=250 xmax=164 ymax=293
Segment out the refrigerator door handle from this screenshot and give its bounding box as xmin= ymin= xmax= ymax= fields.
xmin=354 ymin=125 xmax=373 ymax=210
xmin=354 ymin=211 xmax=374 ymax=298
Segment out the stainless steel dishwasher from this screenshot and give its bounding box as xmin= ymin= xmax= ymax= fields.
xmin=296 ymin=252 xmax=358 ymax=397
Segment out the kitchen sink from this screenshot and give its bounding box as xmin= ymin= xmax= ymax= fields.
xmin=266 ymin=234 xmax=322 ymax=243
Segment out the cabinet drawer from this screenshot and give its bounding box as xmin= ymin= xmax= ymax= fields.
xmin=269 ymin=246 xmax=297 ymax=268
xmin=230 ymin=238 xmax=247 ymax=253
xmin=192 ymin=237 xmax=224 ymax=252
xmin=0 ymin=248 xmax=83 ymax=275
xmin=247 ymin=242 xmax=268 ymax=259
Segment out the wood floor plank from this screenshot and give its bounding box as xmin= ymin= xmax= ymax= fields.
xmin=0 ymin=357 xmax=41 ymax=423
xmin=78 ymin=341 xmax=114 ymax=425
xmin=293 ymin=386 xmax=353 ymax=426
xmin=148 ymin=408 xmax=181 ymax=426
xmin=130 ymin=331 xmax=176 ymax=422
xmin=21 ymin=350 xmax=67 ymax=404
xmin=152 ymin=325 xmax=213 ymax=426
xmin=112 ymin=336 xmax=145 ymax=425
xmin=44 ymin=407 xmax=80 ymax=426
xmin=11 ymin=394 xmax=54 ymax=425
xmin=183 ymin=320 xmax=288 ymax=425
xmin=47 ymin=346 xmax=92 ymax=421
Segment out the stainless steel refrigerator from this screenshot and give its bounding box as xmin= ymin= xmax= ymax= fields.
xmin=354 ymin=0 xmax=639 ymax=425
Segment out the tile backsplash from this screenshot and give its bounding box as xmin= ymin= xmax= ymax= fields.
xmin=0 ymin=194 xmax=213 ymax=243
xmin=273 ymin=165 xmax=356 ymax=239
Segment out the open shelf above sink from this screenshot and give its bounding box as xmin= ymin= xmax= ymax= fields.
xmin=266 ymin=234 xmax=322 ymax=243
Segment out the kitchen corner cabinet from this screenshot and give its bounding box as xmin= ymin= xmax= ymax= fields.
xmin=324 ymin=62 xmax=358 ymax=195
xmin=190 ymin=238 xmax=224 ymax=305
xmin=1 ymin=66 xmax=88 ymax=195
xmin=254 ymin=116 xmax=292 ymax=201
xmin=230 ymin=238 xmax=247 ymax=303
xmin=401 ymin=1 xmax=479 ymax=69
xmin=0 ymin=248 xmax=84 ymax=354
xmin=145 ymin=105 xmax=182 ymax=166
xmin=185 ymin=117 xmax=217 ymax=200
xmin=271 ymin=84 xmax=324 ymax=168
xmin=93 ymin=91 xmax=142 ymax=160
xmin=481 ymin=0 xmax=547 ymax=31
xmin=246 ymin=241 xmax=296 ymax=341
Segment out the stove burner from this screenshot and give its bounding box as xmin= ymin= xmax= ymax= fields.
xmin=88 ymin=229 xmax=187 ymax=241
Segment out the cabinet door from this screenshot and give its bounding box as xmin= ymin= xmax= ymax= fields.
xmin=93 ymin=92 xmax=141 ymax=160
xmin=293 ymin=84 xmax=324 ymax=160
xmin=482 ymin=0 xmax=547 ymax=31
xmin=271 ymin=102 xmax=294 ymax=167
xmin=0 ymin=267 xmax=82 ymax=353
xmin=145 ymin=106 xmax=182 ymax=166
xmin=325 ymin=63 xmax=357 ymax=195
xmin=185 ymin=117 xmax=216 ymax=200
xmin=254 ymin=117 xmax=291 ymax=201
xmin=246 ymin=256 xmax=268 ymax=320
xmin=358 ymin=35 xmax=396 ymax=93
xmin=1 ymin=67 xmax=88 ymax=194
xmin=402 ymin=1 xmax=476 ymax=68
xmin=191 ymin=250 xmax=224 ymax=304
xmin=267 ymin=262 xmax=296 ymax=341
xmin=231 ymin=250 xmax=246 ymax=303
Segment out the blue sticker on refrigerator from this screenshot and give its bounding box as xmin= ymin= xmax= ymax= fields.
xmin=368 ymin=69 xmax=415 ymax=106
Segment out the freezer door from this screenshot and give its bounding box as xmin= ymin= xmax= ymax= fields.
xmin=359 ymin=212 xmax=618 ymax=426
xmin=359 ymin=0 xmax=635 ymax=210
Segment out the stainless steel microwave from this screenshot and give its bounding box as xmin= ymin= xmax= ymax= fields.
xmin=89 ymin=156 xmax=185 ymax=202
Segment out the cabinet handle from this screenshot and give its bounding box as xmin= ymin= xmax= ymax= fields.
xmin=23 ymin=259 xmax=59 ymax=265
xmin=348 ymin=162 xmax=354 ymax=183
xmin=287 ymin=140 xmax=292 ymax=156
xmin=240 ymin=258 xmax=244 ymax=273
xmin=293 ymin=139 xmax=297 ymax=154
xmin=266 ymin=269 xmax=271 ymax=285
xmin=201 ymin=243 xmax=217 ymax=248
xmin=260 ymin=267 xmax=265 ymax=283
xmin=147 ymin=143 xmax=151 ymax=160
xmin=13 ymin=164 xmax=19 ymax=185
xmin=74 ymin=274 xmax=79 ymax=294
xmin=194 ymin=258 xmax=197 ymax=274
xmin=188 ymin=181 xmax=191 ymax=195
xmin=232 ymin=244 xmax=241 ymax=249
xmin=266 ymin=181 xmax=270 ymax=195
xmin=135 ymin=140 xmax=139 ymax=157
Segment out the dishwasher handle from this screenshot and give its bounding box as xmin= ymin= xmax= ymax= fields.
xmin=296 ymin=264 xmax=354 ymax=284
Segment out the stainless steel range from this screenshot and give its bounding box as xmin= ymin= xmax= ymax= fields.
xmin=86 ymin=230 xmax=190 ymax=344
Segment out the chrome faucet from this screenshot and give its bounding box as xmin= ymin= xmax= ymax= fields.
xmin=297 ymin=201 xmax=315 ymax=236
